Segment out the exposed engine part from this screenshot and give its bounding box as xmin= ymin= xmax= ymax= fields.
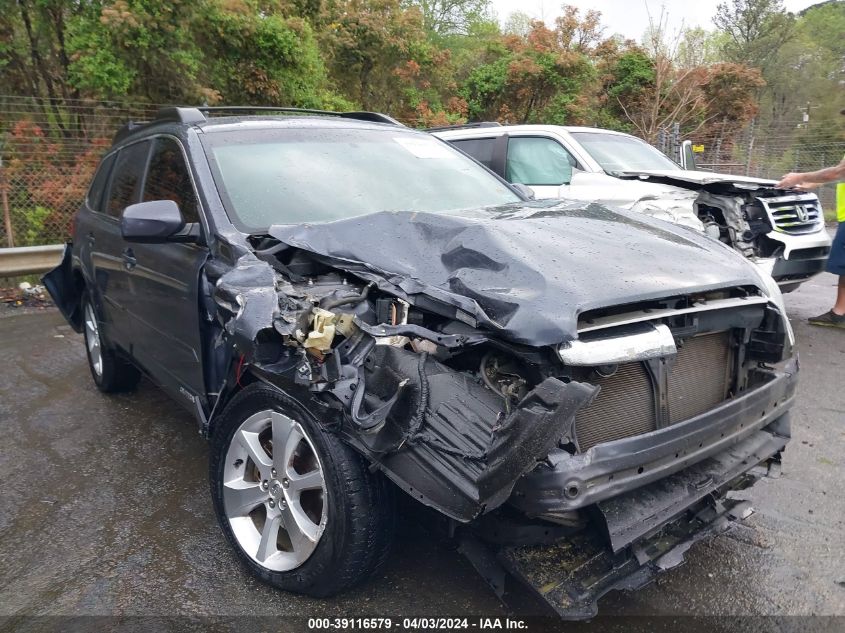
xmin=695 ymin=191 xmax=773 ymax=260
xmin=480 ymin=352 xmax=529 ymax=402
xmin=303 ymin=308 xmax=338 ymax=352
xmin=320 ymin=281 xmax=375 ymax=311
xmin=702 ymin=221 xmax=721 ymax=241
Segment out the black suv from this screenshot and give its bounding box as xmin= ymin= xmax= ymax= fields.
xmin=45 ymin=107 xmax=797 ymax=618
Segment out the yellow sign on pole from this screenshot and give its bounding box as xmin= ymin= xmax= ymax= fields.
xmin=692 ymin=144 xmax=705 ymax=153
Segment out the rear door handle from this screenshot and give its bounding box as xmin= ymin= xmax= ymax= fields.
xmin=121 ymin=248 xmax=137 ymax=270
xmin=86 ymin=232 xmax=95 ymax=245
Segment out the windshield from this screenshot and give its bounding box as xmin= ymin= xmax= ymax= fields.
xmin=570 ymin=132 xmax=679 ymax=173
xmin=202 ymin=126 xmax=521 ymax=231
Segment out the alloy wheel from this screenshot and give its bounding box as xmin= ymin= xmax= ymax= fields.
xmin=84 ymin=302 xmax=103 ymax=377
xmin=222 ymin=409 xmax=328 ymax=571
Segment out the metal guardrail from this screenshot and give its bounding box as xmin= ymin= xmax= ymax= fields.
xmin=0 ymin=244 xmax=63 ymax=277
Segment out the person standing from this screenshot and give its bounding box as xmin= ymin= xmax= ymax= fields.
xmin=776 ymin=153 xmax=845 ymax=327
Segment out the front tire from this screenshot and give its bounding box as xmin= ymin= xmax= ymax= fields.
xmin=209 ymin=383 xmax=395 ymax=596
xmin=82 ymin=292 xmax=141 ymax=393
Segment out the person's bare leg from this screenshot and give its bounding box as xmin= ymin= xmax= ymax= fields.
xmin=834 ymin=275 xmax=845 ymax=315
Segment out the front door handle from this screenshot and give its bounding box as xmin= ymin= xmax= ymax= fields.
xmin=121 ymin=248 xmax=137 ymax=270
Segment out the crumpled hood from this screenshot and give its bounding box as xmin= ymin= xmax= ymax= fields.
xmin=617 ymin=169 xmax=778 ymax=191
xmin=267 ymin=201 xmax=766 ymax=346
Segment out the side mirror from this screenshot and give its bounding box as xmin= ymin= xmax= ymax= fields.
xmin=511 ymin=183 xmax=536 ymax=200
xmin=121 ymin=200 xmax=185 ymax=243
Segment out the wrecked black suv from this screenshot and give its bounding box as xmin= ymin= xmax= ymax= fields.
xmin=45 ymin=106 xmax=797 ymax=618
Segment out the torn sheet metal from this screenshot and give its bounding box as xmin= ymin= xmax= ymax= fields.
xmin=268 ymin=203 xmax=764 ymax=346
xmin=343 ymin=345 xmax=599 ymax=521
xmin=212 ymin=254 xmax=281 ymax=359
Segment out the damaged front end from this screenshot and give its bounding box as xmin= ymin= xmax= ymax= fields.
xmin=619 ymin=171 xmax=831 ymax=290
xmin=209 ymin=207 xmax=795 ymax=618
xmin=213 ymin=246 xmax=600 ymax=521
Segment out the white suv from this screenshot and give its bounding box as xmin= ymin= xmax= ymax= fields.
xmin=433 ymin=123 xmax=832 ymax=292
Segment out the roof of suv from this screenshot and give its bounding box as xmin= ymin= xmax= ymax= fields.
xmin=112 ymin=106 xmax=404 ymax=146
xmin=431 ymin=123 xmax=632 ymax=138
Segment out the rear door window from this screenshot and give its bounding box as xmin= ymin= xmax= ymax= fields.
xmin=86 ymin=153 xmax=117 ymax=214
xmin=143 ymin=137 xmax=199 ymax=223
xmin=450 ymin=138 xmax=496 ymax=169
xmin=105 ymin=140 xmax=151 ymax=218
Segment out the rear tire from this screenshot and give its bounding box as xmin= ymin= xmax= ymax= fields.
xmin=209 ymin=382 xmax=395 ymax=597
xmin=82 ymin=291 xmax=141 ymax=393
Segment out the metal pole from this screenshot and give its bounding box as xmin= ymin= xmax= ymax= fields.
xmin=0 ymin=156 xmax=13 ymax=248
xmin=745 ymin=118 xmax=755 ymax=176
xmin=672 ymin=122 xmax=680 ymax=164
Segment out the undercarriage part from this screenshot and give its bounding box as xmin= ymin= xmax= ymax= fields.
xmin=343 ymin=345 xmax=599 ymax=522
xmin=499 ymin=494 xmax=754 ymax=619
xmin=462 ymin=430 xmax=785 ymax=619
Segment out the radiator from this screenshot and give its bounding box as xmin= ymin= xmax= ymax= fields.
xmin=574 ymin=331 xmax=733 ymax=451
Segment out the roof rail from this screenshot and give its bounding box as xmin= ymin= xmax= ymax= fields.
xmin=425 ymin=121 xmax=502 ymax=132
xmin=160 ymin=106 xmax=402 ymax=126
xmin=112 ymin=106 xmax=403 ymax=145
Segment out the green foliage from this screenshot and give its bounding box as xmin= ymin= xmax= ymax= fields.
xmin=3 ymin=0 xmax=826 ymax=143
xmin=200 ymin=4 xmax=328 ymax=106
xmin=11 ymin=206 xmax=52 ymax=246
xmin=714 ymin=0 xmax=795 ymax=71
xmin=406 ymin=0 xmax=490 ymax=36
xmin=607 ymin=52 xmax=654 ymax=101
xmin=66 ymin=36 xmax=135 ymax=98
xmin=461 ymin=56 xmax=509 ymax=119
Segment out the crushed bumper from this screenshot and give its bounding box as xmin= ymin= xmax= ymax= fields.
xmin=772 ymin=249 xmax=830 ymax=285
xmin=465 ymin=417 xmax=789 ymax=619
xmin=510 ymin=359 xmax=797 ymax=518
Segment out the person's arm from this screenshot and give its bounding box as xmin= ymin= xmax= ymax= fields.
xmin=777 ymin=158 xmax=845 ymax=188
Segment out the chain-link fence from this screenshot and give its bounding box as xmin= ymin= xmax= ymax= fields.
xmin=0 ymin=96 xmax=160 ymax=247
xmin=656 ymin=120 xmax=845 ymax=217
xmin=2 ymin=95 xmax=844 ymax=248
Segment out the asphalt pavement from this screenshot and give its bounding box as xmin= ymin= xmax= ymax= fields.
xmin=0 ymin=273 xmax=843 ymax=623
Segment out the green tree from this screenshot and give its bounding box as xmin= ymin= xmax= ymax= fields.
xmin=405 ymin=0 xmax=490 ymax=35
xmin=460 ymin=19 xmax=596 ymax=123
xmin=198 ymin=0 xmax=328 ymax=107
xmin=713 ymin=0 xmax=794 ymax=72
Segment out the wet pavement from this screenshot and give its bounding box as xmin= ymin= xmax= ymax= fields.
xmin=0 ymin=273 xmax=843 ymax=621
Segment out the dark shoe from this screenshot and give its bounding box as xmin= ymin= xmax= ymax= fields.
xmin=808 ymin=310 xmax=845 ymax=328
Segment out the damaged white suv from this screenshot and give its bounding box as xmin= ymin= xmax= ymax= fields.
xmin=434 ymin=123 xmax=832 ymax=292
xmin=45 ymin=107 xmax=797 ymax=619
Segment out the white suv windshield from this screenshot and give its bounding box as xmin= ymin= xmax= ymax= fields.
xmin=202 ymin=126 xmax=521 ymax=232
xmin=570 ymin=132 xmax=679 ymax=173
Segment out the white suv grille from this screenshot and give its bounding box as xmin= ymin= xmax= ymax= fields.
xmin=757 ymin=194 xmax=823 ymax=235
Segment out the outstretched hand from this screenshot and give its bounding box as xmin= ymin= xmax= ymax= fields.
xmin=776 ymin=173 xmax=807 ymax=189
